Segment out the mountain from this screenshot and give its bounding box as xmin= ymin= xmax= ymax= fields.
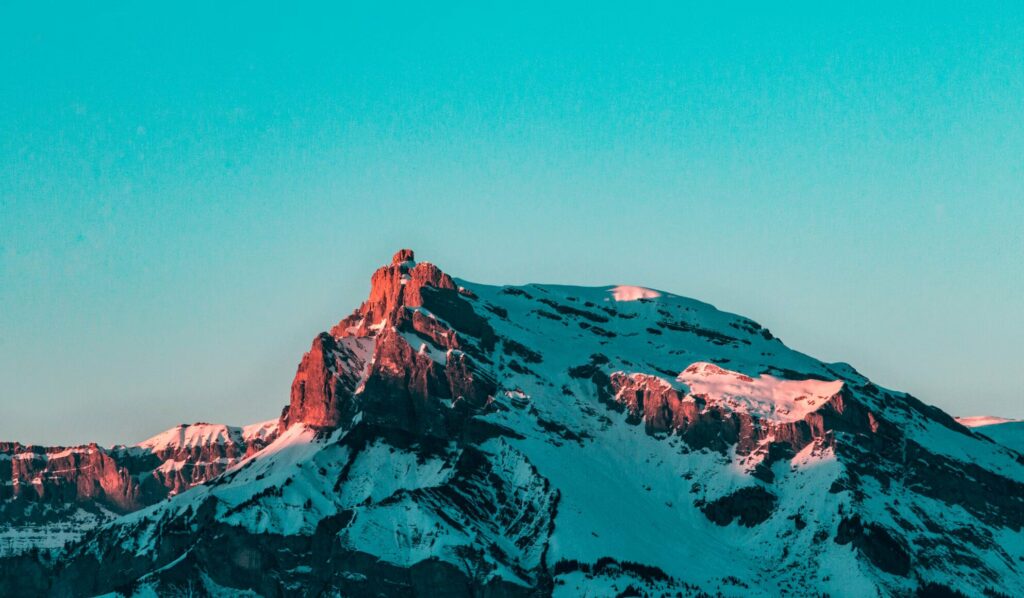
xmin=958 ymin=417 xmax=1024 ymax=455
xmin=0 ymin=422 xmax=278 ymax=557
xmin=2 ymin=249 xmax=1022 ymax=597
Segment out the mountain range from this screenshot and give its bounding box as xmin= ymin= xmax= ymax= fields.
xmin=2 ymin=249 xmax=1022 ymax=597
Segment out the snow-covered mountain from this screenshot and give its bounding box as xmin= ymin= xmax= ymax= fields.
xmin=2 ymin=249 xmax=1022 ymax=597
xmin=958 ymin=417 xmax=1024 ymax=455
xmin=0 ymin=421 xmax=278 ymax=557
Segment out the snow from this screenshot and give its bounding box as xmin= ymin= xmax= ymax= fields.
xmin=488 ymin=399 xmax=866 ymax=595
xmin=241 ymin=419 xmax=279 ymax=442
xmin=153 ymin=457 xmax=231 ymax=474
xmin=972 ymin=420 xmax=1024 ymax=454
xmin=336 ymin=439 xmax=452 ymax=506
xmin=340 ymin=497 xmax=471 ymax=567
xmin=886 ymin=404 xmax=1024 ymax=483
xmin=99 ymin=570 xmax=262 ymax=598
xmin=509 ymin=423 xmax=751 ymax=588
xmin=135 ymin=423 xmax=239 ymax=452
xmin=108 ymin=423 xmax=330 ymax=557
xmin=131 ymin=419 xmax=278 ymax=454
xmin=13 ymin=452 xmax=44 ymax=460
xmin=0 ymin=506 xmax=115 ymax=557
xmin=199 ymin=573 xmax=262 ymax=597
xmin=676 ymin=362 xmax=844 ymax=423
xmin=209 ymin=424 xmax=331 ymax=535
xmin=399 ymin=330 xmax=447 ymax=365
xmin=609 ymin=285 xmax=662 ymax=301
xmin=956 ymin=415 xmax=1020 ymax=428
xmin=41 ymin=447 xmax=94 ymax=460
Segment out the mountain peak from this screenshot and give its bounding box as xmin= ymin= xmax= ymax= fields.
xmin=287 ymin=250 xmax=484 ymax=431
xmin=328 ymin=250 xmax=457 ymax=338
xmin=391 ymin=248 xmax=415 ymax=266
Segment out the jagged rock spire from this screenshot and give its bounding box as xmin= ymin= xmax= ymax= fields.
xmin=392 ymin=248 xmax=415 ymax=265
xmin=282 ymin=250 xmax=495 ymax=432
xmin=330 ymin=249 xmax=456 ymax=337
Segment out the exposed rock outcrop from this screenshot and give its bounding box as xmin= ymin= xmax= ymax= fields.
xmin=0 ymin=421 xmax=280 ymax=557
xmin=284 ymin=250 xmax=497 ymax=438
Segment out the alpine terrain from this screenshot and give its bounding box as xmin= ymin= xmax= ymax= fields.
xmin=2 ymin=249 xmax=1022 ymax=597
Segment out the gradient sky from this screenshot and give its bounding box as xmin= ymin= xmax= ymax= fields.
xmin=2 ymin=2 xmax=1022 ymax=446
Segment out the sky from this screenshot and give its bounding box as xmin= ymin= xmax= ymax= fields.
xmin=2 ymin=2 xmax=1022 ymax=446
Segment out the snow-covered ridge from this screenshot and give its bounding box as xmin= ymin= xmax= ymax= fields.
xmin=135 ymin=419 xmax=280 ymax=452
xmin=956 ymin=415 xmax=1020 ymax=428
xmin=960 ymin=418 xmax=1024 ymax=454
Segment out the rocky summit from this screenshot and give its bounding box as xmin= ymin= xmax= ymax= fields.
xmin=2 ymin=250 xmax=1023 ymax=597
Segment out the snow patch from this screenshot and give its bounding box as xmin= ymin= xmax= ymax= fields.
xmin=677 ymin=362 xmax=844 ymax=423
xmin=242 ymin=419 xmax=279 ymax=443
xmin=610 ymin=285 xmax=661 ymax=301
xmin=135 ymin=423 xmax=238 ymax=452
xmin=956 ymin=415 xmax=1020 ymax=428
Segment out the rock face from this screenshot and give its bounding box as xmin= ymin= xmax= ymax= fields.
xmin=284 ymin=250 xmax=496 ymax=438
xmin=0 ymin=421 xmax=279 ymax=557
xmin=328 ymin=249 xmax=460 ymax=338
xmin=0 ymin=443 xmax=144 ymax=512
xmin=282 ymin=333 xmax=370 ymax=429
xmin=3 ymin=249 xmax=1023 ymax=597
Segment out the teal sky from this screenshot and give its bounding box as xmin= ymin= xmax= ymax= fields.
xmin=2 ymin=2 xmax=1022 ymax=446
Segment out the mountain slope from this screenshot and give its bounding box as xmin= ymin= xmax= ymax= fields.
xmin=4 ymin=249 xmax=1022 ymax=597
xmin=959 ymin=417 xmax=1024 ymax=455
